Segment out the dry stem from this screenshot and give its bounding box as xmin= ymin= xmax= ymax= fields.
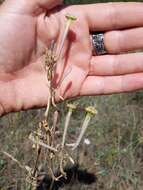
xmin=1 ymin=150 xmax=32 ymax=173
xmin=29 ymin=134 xmax=58 ymax=152
xmin=72 ymin=106 xmax=97 ymax=150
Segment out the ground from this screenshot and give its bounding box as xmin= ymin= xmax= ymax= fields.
xmin=0 ymin=0 xmax=143 ymax=190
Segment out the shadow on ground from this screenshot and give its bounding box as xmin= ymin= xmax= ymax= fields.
xmin=37 ymin=165 xmax=97 ymax=190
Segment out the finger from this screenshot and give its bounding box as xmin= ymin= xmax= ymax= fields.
xmin=80 ymin=73 xmax=143 ymax=96
xmin=84 ymin=2 xmax=143 ymax=31
xmin=90 ymin=53 xmax=143 ymax=76
xmin=104 ymin=27 xmax=143 ymax=54
xmin=34 ymin=0 xmax=63 ymax=10
xmin=37 ymin=12 xmax=60 ymax=45
xmin=1 ymin=0 xmax=63 ymax=15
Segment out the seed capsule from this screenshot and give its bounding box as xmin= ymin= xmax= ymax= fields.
xmin=72 ymin=106 xmax=97 ymax=150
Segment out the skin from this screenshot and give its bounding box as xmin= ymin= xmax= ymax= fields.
xmin=0 ymin=0 xmax=143 ymax=115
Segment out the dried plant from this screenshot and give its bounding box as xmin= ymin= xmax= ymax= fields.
xmin=1 ymin=13 xmax=98 ymax=190
xmin=27 ymin=13 xmax=78 ymax=188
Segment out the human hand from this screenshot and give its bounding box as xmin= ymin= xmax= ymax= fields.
xmin=0 ymin=1 xmax=143 ymax=115
xmin=0 ymin=0 xmax=63 ymax=115
xmin=54 ymin=2 xmax=143 ymax=100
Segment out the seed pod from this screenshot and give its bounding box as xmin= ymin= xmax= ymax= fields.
xmin=62 ymin=103 xmax=77 ymax=148
xmin=57 ymin=14 xmax=77 ymax=59
xmin=72 ymin=106 xmax=97 ymax=150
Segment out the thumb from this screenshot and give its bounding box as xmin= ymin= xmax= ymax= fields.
xmin=0 ymin=0 xmax=63 ymax=15
xmin=30 ymin=0 xmax=63 ymax=14
xmin=34 ymin=0 xmax=63 ymax=10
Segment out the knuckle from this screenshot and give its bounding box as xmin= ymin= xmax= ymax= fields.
xmin=114 ymin=31 xmax=124 ymax=53
xmin=105 ymin=31 xmax=122 ymax=53
xmin=107 ymin=3 xmax=121 ymax=29
xmin=111 ymin=55 xmax=119 ymax=74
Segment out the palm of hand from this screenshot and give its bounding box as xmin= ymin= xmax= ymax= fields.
xmin=0 ymin=4 xmax=91 ymax=113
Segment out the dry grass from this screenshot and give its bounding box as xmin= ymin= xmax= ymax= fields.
xmin=1 ymin=0 xmax=143 ymax=189
xmin=1 ymin=93 xmax=143 ymax=190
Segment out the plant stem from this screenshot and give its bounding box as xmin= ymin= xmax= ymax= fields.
xmin=29 ymin=134 xmax=57 ymax=152
xmin=57 ymin=14 xmax=77 ymax=59
xmin=72 ymin=113 xmax=91 ymax=150
xmin=72 ymin=106 xmax=97 ymax=150
xmin=62 ymin=110 xmax=72 ymax=148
